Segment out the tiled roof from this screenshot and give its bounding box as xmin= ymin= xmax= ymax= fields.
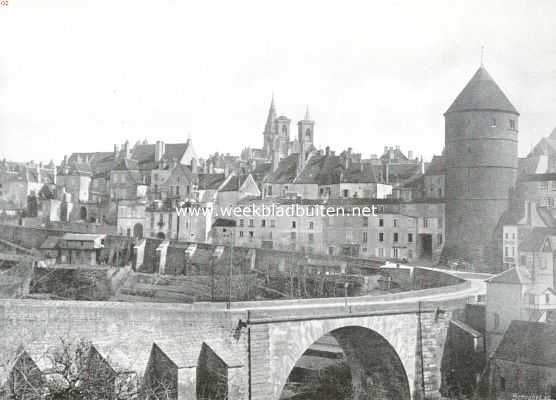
xmin=445 ymin=67 xmax=519 ymax=115
xmin=494 ymin=321 xmax=556 ymax=368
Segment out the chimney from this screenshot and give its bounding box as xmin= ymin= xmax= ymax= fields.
xmin=155 ymin=141 xmax=164 ymax=162
xmin=384 ymin=146 xmax=388 ymax=154
xmin=114 ymin=144 xmax=120 ymax=156
xmin=63 ymin=155 xmax=68 ymax=165
xmin=325 ymin=146 xmax=330 ymax=156
xmin=408 ymin=150 xmax=414 ymax=160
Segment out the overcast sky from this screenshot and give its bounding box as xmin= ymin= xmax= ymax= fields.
xmin=1 ymin=0 xmax=556 ymax=163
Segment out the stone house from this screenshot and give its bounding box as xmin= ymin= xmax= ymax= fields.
xmin=57 ymin=233 xmax=106 ymax=265
xmin=490 ymin=321 xmax=556 ymax=399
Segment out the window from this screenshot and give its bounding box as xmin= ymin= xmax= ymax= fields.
xmin=291 ymin=221 xmax=296 ymax=229
xmin=159 ymin=214 xmax=164 ymax=224
xmin=308 ymin=233 xmax=314 ymax=242
xmin=500 ymin=377 xmax=506 ymax=392
xmin=176 ymin=186 xmax=180 ymax=195
xmin=346 ymin=231 xmax=353 ymax=241
xmin=491 ymin=118 xmax=496 ymax=127
xmin=343 ymin=189 xmax=349 ymax=198
xmin=239 ymin=219 xmax=244 ymax=227
xmin=379 ymin=218 xmax=384 ymax=227
xmin=362 ymin=217 xmax=368 ymax=227
xmin=262 ymin=219 xmax=266 ymax=227
xmin=239 ymin=231 xmax=244 ymax=238
xmin=379 ymin=232 xmax=384 ymax=242
xmin=291 ymin=232 xmax=296 ymax=240
xmin=546 ymin=197 xmax=555 ymax=208
xmin=393 ymin=248 xmax=399 ymax=259
xmin=408 ymin=233 xmax=413 ymax=243
xmin=408 ymin=249 xmax=413 ymax=259
xmin=509 ymin=119 xmax=516 ymax=130
xmin=512 ymin=233 xmax=516 ymax=239
xmin=438 ymin=234 xmax=443 ymax=245
xmin=309 ymin=222 xmax=314 ymax=230
xmin=305 ymin=128 xmax=311 ymax=138
xmin=328 ymin=247 xmax=334 ymax=256
xmin=438 ymin=217 xmax=443 ymax=229
xmin=363 ymin=232 xmax=368 ymax=243
xmin=504 ymin=232 xmax=509 ymax=239
xmin=249 ymin=219 xmax=254 ymax=227
xmin=154 ymin=173 xmax=158 ymax=182
xmin=150 ymin=214 xmax=155 ymax=229
xmin=393 ymin=233 xmax=399 ymax=242
xmin=551 ymin=181 xmax=556 ymax=191
xmin=377 ymin=248 xmax=384 ymax=257
xmin=282 ymin=125 xmax=287 ymax=134
xmin=505 ymin=246 xmax=509 ymax=257
xmin=494 ymin=313 xmax=500 ymax=329
xmin=541 ymin=181 xmax=549 ymax=192
xmin=168 ymin=214 xmax=172 ymax=230
xmin=546 ymin=294 xmax=551 ymax=304
xmin=423 ymin=218 xmax=429 ymax=228
xmin=270 ymin=220 xmax=276 ymax=228
xmin=392 ymin=219 xmax=398 ymax=227
xmin=249 ymin=231 xmax=254 ymax=239
xmin=407 ymin=218 xmax=414 ymax=228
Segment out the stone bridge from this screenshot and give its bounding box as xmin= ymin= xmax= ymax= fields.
xmin=0 ymin=268 xmax=486 ymax=400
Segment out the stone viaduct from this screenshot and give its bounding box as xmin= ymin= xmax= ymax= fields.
xmin=0 ymin=269 xmax=485 ymax=400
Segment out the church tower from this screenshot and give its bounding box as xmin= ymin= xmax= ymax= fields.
xmin=263 ymin=96 xmax=277 ymax=158
xmin=297 ymin=106 xmax=315 ymax=175
xmin=444 ymin=66 xmax=519 ymax=265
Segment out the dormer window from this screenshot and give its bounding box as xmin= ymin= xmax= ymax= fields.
xmin=509 ymin=119 xmax=516 ymax=130
xmin=305 ymin=128 xmax=311 ymax=138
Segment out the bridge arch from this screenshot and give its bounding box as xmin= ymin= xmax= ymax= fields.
xmin=253 ymin=312 xmax=418 ymax=400
xmin=278 ymin=325 xmax=410 ymax=400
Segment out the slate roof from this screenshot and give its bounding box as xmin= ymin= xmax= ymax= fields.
xmin=518 ymin=156 xmax=543 ymax=177
xmin=494 ymin=321 xmax=556 ymax=368
xmin=68 ymin=152 xmax=115 ymax=177
xmin=131 ymin=143 xmax=191 ymax=168
xmin=196 ymin=173 xmax=227 ymax=190
xmin=425 ymin=155 xmax=445 ymax=176
xmin=219 ymin=175 xmax=249 ymax=192
xmin=380 ymin=148 xmax=408 ymax=163
xmin=266 ymin=154 xmax=299 ymax=184
xmin=113 ymin=158 xmax=139 ymax=171
xmin=445 ymin=67 xmax=519 ymax=115
xmin=519 ymin=227 xmax=556 ymax=252
xmin=487 ymin=267 xmax=531 ymax=285
xmin=294 ymin=154 xmax=379 ymax=185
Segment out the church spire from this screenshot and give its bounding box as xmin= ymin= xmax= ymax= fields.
xmin=304 ymin=105 xmax=310 ymax=121
xmin=264 ymin=94 xmax=277 ymax=134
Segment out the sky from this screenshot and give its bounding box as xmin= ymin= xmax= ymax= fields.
xmin=1 ymin=0 xmax=556 ymax=164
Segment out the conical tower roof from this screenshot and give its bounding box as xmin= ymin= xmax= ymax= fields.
xmin=445 ymin=66 xmax=519 ymax=115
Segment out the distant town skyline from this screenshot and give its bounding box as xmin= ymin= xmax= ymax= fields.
xmin=2 ymin=0 xmax=556 ymax=163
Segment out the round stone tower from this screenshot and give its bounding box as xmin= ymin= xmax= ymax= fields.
xmin=444 ymin=66 xmax=519 ymax=264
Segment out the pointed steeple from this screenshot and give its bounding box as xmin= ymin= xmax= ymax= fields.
xmin=304 ymin=105 xmax=311 ymax=121
xmin=264 ymin=94 xmax=277 ymax=134
xmin=445 ymin=66 xmax=519 ymax=115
